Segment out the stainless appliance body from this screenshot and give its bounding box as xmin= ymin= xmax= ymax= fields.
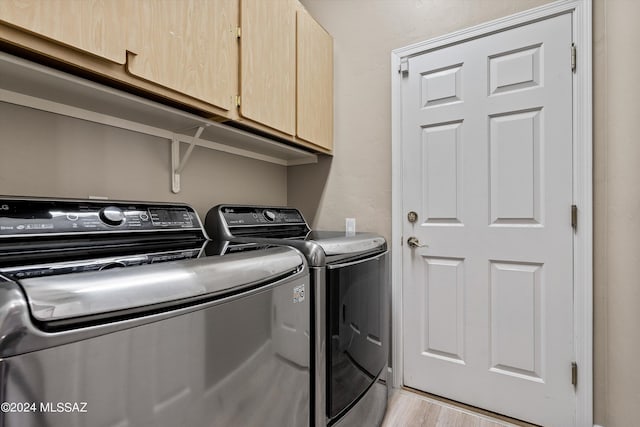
xmin=206 ymin=205 xmax=390 ymax=427
xmin=0 ymin=197 xmax=310 ymax=427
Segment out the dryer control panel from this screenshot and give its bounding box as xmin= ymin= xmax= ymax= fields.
xmin=219 ymin=206 xmax=306 ymax=226
xmin=205 ymin=205 xmax=310 ymax=241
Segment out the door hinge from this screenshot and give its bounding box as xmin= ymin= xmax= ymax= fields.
xmin=399 ymin=57 xmax=409 ymax=75
xmin=571 ymin=43 xmax=576 ymax=73
xmin=571 ymin=204 xmax=578 ymax=230
xmin=236 ymin=27 xmax=242 ymax=39
xmin=235 ymin=95 xmax=241 ymax=108
xmin=571 ymin=362 xmax=578 ymax=386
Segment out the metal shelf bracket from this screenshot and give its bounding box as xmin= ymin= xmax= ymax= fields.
xmin=171 ymin=126 xmax=206 ymax=193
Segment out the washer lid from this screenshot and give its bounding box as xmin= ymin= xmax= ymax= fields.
xmin=306 ymin=231 xmax=386 ymax=257
xmin=18 ymin=246 xmax=305 ymax=328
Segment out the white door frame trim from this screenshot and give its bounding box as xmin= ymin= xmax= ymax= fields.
xmin=390 ymin=1 xmax=593 ymax=426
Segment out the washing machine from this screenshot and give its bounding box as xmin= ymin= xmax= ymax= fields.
xmin=0 ymin=197 xmax=310 ymax=427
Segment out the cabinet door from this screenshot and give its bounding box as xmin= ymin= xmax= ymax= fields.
xmin=240 ymin=0 xmax=296 ymax=135
xmin=126 ymin=0 xmax=238 ymax=113
xmin=0 ymin=0 xmax=127 ymax=64
xmin=296 ymin=8 xmax=333 ymax=151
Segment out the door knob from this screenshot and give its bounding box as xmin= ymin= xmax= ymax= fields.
xmin=407 ymin=236 xmax=427 ymax=248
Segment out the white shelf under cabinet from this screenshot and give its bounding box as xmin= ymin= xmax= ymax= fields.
xmin=0 ymin=52 xmax=317 ymax=192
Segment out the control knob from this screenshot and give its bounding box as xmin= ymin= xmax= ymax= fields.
xmin=263 ymin=210 xmax=277 ymax=222
xmin=99 ymin=206 xmax=125 ymax=226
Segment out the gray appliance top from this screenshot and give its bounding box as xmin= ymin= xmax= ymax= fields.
xmin=17 ymin=246 xmax=304 ymax=327
xmin=206 ymin=205 xmax=387 ymax=266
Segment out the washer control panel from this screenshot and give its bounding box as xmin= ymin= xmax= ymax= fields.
xmin=0 ymin=198 xmax=200 ymax=236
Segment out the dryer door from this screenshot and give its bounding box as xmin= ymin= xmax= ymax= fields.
xmin=326 ymin=251 xmax=389 ymax=420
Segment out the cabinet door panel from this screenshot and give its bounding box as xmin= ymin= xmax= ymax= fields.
xmin=0 ymin=0 xmax=127 ymax=64
xmin=297 ymin=8 xmax=333 ymax=151
xmin=127 ymin=0 xmax=238 ymax=112
xmin=240 ymin=0 xmax=296 ymax=135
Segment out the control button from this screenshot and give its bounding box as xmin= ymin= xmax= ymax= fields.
xmin=99 ymin=206 xmax=125 ymax=226
xmin=66 ymin=213 xmax=79 ymax=221
xmin=140 ymin=213 xmax=149 ymax=221
xmin=263 ymin=210 xmax=277 ymax=222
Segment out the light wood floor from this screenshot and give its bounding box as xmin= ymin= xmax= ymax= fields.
xmin=381 ymin=389 xmax=536 ymax=427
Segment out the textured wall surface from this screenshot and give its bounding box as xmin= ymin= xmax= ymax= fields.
xmin=593 ymin=1 xmax=640 ymax=425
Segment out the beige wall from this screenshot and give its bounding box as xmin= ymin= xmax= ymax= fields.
xmin=292 ymin=0 xmax=640 ymax=426
xmin=0 ymin=102 xmax=288 ymax=217
xmin=593 ymin=1 xmax=640 ymax=426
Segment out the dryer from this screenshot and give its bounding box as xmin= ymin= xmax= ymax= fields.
xmin=206 ymin=205 xmax=390 ymax=427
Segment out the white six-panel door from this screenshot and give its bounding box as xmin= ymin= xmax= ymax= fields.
xmin=401 ymin=13 xmax=575 ymax=426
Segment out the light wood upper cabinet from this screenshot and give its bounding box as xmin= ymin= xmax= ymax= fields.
xmin=296 ymin=7 xmax=333 ymax=151
xmin=0 ymin=0 xmax=127 ymax=64
xmin=126 ymin=0 xmax=238 ymax=113
xmin=240 ymin=0 xmax=296 ymax=136
xmin=0 ymin=0 xmax=333 ymax=153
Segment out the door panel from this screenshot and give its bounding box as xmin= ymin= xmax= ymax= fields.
xmin=402 ymin=13 xmax=574 ymax=427
xmin=489 ymin=261 xmax=543 ymax=379
xmin=126 ymin=0 xmax=238 ymax=112
xmin=240 ymin=0 xmax=296 ymax=135
xmin=489 ymin=45 xmax=541 ymax=95
xmin=296 ymin=7 xmax=334 ymax=151
xmin=0 ymin=0 xmax=127 ymax=64
xmin=422 ymin=257 xmax=465 ymax=363
xmin=421 ymin=122 xmax=463 ymax=224
xmin=489 ymin=109 xmax=542 ymax=224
